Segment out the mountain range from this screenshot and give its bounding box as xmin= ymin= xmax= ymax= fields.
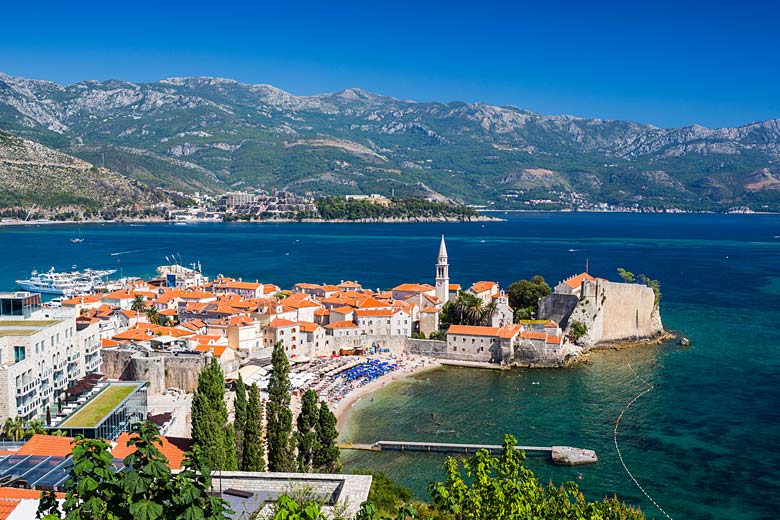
xmin=1 ymin=72 xmax=779 ymax=211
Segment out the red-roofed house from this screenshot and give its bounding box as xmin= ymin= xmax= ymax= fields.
xmin=265 ymin=318 xmax=301 ymax=355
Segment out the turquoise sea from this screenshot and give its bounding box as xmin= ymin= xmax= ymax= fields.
xmin=1 ymin=213 xmax=779 ymax=519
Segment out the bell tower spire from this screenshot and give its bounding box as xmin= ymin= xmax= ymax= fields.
xmin=435 ymin=234 xmax=450 ymax=304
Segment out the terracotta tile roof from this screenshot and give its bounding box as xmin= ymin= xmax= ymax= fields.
xmin=101 ymin=338 xmax=120 ymax=347
xmin=297 ymin=321 xmax=320 ymax=333
xmin=544 ymin=321 xmax=559 ymax=328
xmin=331 ymin=306 xmax=354 ymax=315
xmin=469 ymin=281 xmax=497 ymax=294
xmin=355 ymin=309 xmax=394 ymax=317
xmin=62 ymin=294 xmax=104 ymax=305
xmin=325 ymin=321 xmax=358 ymax=329
xmin=0 ymin=498 xmax=20 ymax=519
xmin=337 ymin=280 xmax=362 ymax=288
xmin=17 ymin=434 xmax=75 ymax=457
xmin=546 ymin=335 xmax=562 ymax=345
xmin=112 ymin=433 xmax=189 ymax=469
xmin=269 ymin=318 xmax=298 ymax=328
xmin=392 ymin=283 xmax=435 ymax=293
xmin=159 ymin=309 xmax=178 ymax=316
xmin=521 ymin=331 xmax=548 ymax=340
xmin=294 ymin=283 xmax=322 ymax=290
xmin=497 ymin=324 xmax=523 ymax=339
xmin=563 ymin=272 xmax=595 ymax=289
xmin=447 ymin=325 xmax=500 ymax=336
xmin=448 ymin=283 xmax=461 ymax=290
xmin=321 ymin=285 xmax=341 ymax=292
xmin=313 ymin=308 xmax=330 ymax=316
xmin=219 ymin=281 xmax=262 ymax=290
xmin=194 ymin=344 xmax=229 ymax=357
xmin=0 ymin=488 xmax=64 ymax=499
xmin=420 ymin=308 xmax=439 ymax=314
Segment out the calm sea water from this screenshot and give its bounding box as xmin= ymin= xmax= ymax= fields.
xmin=1 ymin=214 xmax=779 ymax=519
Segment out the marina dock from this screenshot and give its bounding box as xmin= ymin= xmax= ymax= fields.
xmin=337 ymin=441 xmax=597 ymax=465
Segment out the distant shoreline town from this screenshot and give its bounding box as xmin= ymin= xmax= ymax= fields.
xmin=1 ymin=235 xmax=668 ymax=434
xmin=1 ymin=189 xmax=774 ymax=227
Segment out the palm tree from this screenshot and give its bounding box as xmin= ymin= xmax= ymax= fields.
xmin=147 ymin=305 xmax=161 ymax=326
xmin=3 ymin=417 xmax=26 ymax=441
xmin=480 ymin=302 xmax=498 ymax=326
xmin=130 ymin=294 xmax=147 ymax=313
xmin=24 ymin=419 xmax=46 ymax=437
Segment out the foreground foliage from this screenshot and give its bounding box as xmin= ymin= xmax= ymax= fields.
xmin=271 ymin=436 xmax=645 ymax=520
xmin=38 ymin=421 xmax=231 ymax=520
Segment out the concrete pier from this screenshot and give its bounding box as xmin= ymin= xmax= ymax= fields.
xmin=337 ymin=440 xmax=597 ymax=465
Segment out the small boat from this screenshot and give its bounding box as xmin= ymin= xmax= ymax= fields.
xmin=531 ymin=381 xmax=540 ymax=385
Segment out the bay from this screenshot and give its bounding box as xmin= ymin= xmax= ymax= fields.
xmin=1 ymin=213 xmax=779 ymax=519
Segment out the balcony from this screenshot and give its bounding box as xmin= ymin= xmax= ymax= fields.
xmin=67 ymin=353 xmax=79 ymax=364
xmin=16 ymin=399 xmax=39 ymax=417
xmin=54 ymin=359 xmax=67 ymax=370
xmin=16 ymin=381 xmax=37 ymax=397
xmin=85 ymin=342 xmax=100 ymax=355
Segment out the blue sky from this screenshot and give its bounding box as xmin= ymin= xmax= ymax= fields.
xmin=2 ymin=0 xmax=778 ymax=128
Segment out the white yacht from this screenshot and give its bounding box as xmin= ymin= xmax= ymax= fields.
xmin=16 ymin=267 xmax=117 ymax=296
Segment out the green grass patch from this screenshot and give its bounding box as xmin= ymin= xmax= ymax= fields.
xmin=61 ymin=385 xmax=138 ymax=428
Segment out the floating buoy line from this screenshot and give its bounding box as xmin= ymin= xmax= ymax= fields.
xmin=613 ymin=363 xmax=674 ymax=520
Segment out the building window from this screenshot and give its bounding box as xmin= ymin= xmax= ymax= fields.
xmin=14 ymin=346 xmax=26 ymax=363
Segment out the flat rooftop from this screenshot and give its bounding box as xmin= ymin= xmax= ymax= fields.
xmin=60 ymin=383 xmax=142 ymax=428
xmin=0 ymin=320 xmax=59 ymax=337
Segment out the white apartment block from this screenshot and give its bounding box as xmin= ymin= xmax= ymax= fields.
xmin=0 ymin=292 xmax=102 ymax=422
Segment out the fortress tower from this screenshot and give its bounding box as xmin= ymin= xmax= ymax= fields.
xmin=435 ymin=234 xmax=450 ymax=305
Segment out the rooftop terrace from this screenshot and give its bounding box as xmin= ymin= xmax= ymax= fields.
xmin=60 ymin=384 xmax=140 ymax=428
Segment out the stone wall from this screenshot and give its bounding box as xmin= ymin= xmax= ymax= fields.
xmin=538 ymin=294 xmax=579 ymax=329
xmin=556 ymin=280 xmax=663 ymax=345
xmin=101 ymin=349 xmax=212 ymax=394
xmin=406 ymin=338 xmax=448 ymax=357
xmin=331 ymin=335 xmax=408 ymax=355
xmin=512 ymin=340 xmax=581 ymax=366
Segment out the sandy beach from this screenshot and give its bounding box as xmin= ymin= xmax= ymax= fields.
xmin=332 ymin=356 xmax=442 ymax=431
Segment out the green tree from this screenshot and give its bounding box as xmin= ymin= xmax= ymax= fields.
xmin=131 ymin=294 xmax=147 ymax=314
xmin=428 ymin=435 xmax=645 ymax=520
xmin=45 ymin=422 xmax=232 ymax=520
xmin=146 ymin=305 xmax=162 ymax=326
xmin=234 ymin=373 xmax=248 ymax=467
xmin=428 ymin=330 xmax=446 ymax=341
xmin=313 ymin=400 xmax=341 ymax=473
xmin=60 ymin=436 xmax=122 ymax=519
xmin=266 ymin=341 xmax=295 ymax=472
xmin=442 ymin=291 xmax=497 ymax=327
xmin=191 ymin=359 xmax=237 ymax=470
xmin=295 ymin=389 xmax=320 ymax=472
xmin=507 ymin=276 xmax=551 ymax=320
xmin=36 ymin=490 xmax=60 ymax=519
xmin=242 ymin=383 xmax=265 ymax=471
xmin=617 ymin=268 xmax=635 ymax=283
xmin=121 ymin=422 xmax=172 ymax=520
xmin=569 ymin=321 xmax=588 ymax=343
xmin=637 ymin=274 xmax=662 ymax=306
xmin=3 ymin=416 xmax=26 ymax=441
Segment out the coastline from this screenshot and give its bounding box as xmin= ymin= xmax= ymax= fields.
xmin=0 ymin=215 xmax=501 ymax=227
xmin=333 ymin=357 xmax=442 ymax=433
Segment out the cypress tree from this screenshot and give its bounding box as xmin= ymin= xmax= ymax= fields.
xmin=295 ymin=389 xmax=320 ymax=472
xmin=234 ymin=373 xmax=248 ymax=467
xmin=242 ymin=383 xmax=265 ymax=471
xmin=266 ymin=341 xmax=295 ymax=472
xmin=191 ymin=358 xmax=237 ymax=470
xmin=313 ymin=400 xmax=341 ymax=473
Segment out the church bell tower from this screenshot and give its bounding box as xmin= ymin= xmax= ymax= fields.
xmin=435 ymin=234 xmax=450 ymax=305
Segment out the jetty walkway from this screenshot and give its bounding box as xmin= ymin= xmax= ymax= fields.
xmin=337 ymin=440 xmax=597 ymax=465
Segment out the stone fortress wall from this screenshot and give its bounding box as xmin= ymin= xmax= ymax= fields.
xmin=540 ymin=279 xmax=663 ymax=345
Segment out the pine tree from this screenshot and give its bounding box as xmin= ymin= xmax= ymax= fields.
xmin=313 ymin=400 xmax=341 ymax=473
xmin=191 ymin=359 xmax=237 ymax=470
xmin=242 ymin=383 xmax=265 ymax=471
xmin=295 ymin=389 xmax=320 ymax=472
xmin=266 ymin=341 xmax=295 ymax=472
xmin=234 ymin=373 xmax=248 ymax=467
